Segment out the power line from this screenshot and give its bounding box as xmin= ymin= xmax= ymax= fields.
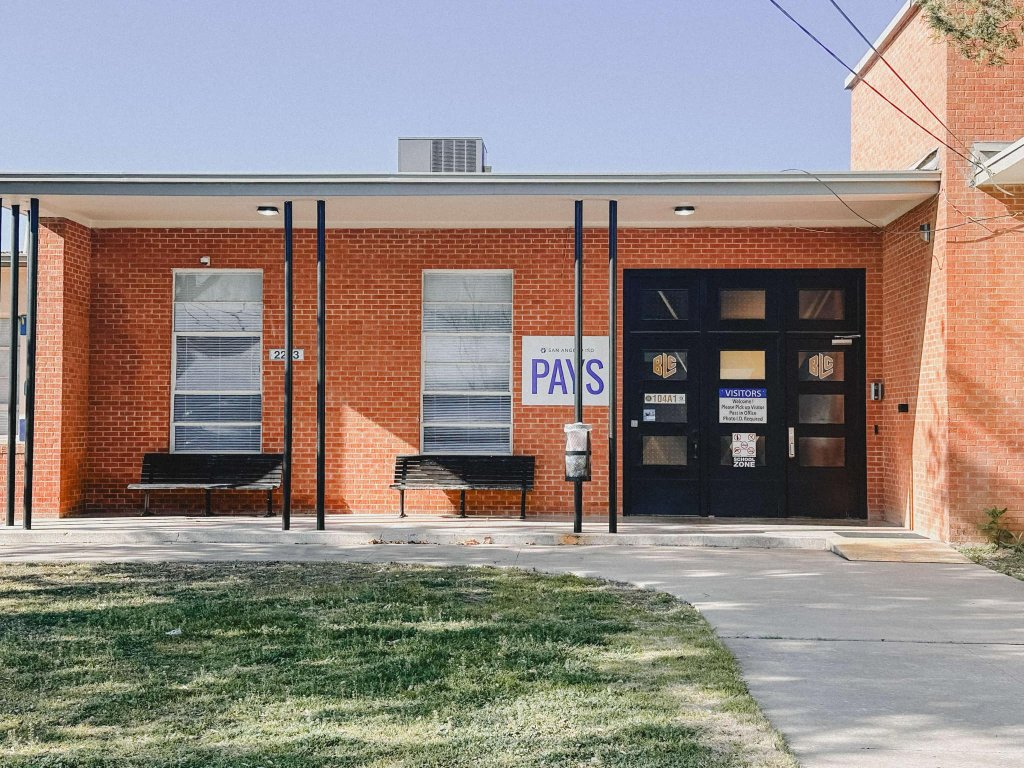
xmin=764 ymin=0 xmax=987 ymax=175
xmin=827 ymin=0 xmax=970 ymax=154
xmin=780 ymin=168 xmax=882 ymax=229
xmin=826 ymin=0 xmax=1016 ymax=199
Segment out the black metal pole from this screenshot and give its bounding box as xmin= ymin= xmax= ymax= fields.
xmin=0 ymin=200 xmax=3 ymax=524
xmin=608 ymin=200 xmax=617 ymax=534
xmin=573 ymin=200 xmax=584 ymax=534
xmin=6 ymin=205 xmax=19 ymax=527
xmin=22 ymin=199 xmax=38 ymax=530
xmin=282 ymin=201 xmax=293 ymax=531
xmin=315 ymin=200 xmax=326 ymax=531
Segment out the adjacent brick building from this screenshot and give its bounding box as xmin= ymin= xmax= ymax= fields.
xmin=0 ymin=2 xmax=1020 ymax=541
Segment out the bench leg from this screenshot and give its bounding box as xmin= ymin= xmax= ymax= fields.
xmin=265 ymin=489 xmax=275 ymax=517
xmin=399 ymin=489 xmax=406 ymax=519
xmin=204 ymin=489 xmax=212 ymax=517
xmin=141 ymin=492 xmax=151 ymax=517
xmin=520 ymin=487 xmax=527 ymax=521
xmin=459 ymin=490 xmax=466 ymax=518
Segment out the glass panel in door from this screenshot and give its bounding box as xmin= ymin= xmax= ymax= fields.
xmin=785 ymin=338 xmax=864 ymax=517
xmin=703 ymin=336 xmax=783 ymax=517
xmin=627 ymin=337 xmax=700 ymax=515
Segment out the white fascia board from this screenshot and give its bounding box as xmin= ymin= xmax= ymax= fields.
xmin=844 ymin=1 xmax=918 ymax=90
xmin=0 ymin=170 xmax=941 ymax=198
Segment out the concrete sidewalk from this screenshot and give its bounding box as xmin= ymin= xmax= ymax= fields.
xmin=1 ymin=536 xmax=1020 ymax=767
xmin=0 ymin=513 xmax=936 ymax=553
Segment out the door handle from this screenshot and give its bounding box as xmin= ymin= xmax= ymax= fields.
xmin=788 ymin=427 xmax=796 ymax=459
xmin=691 ymin=434 xmax=699 ymax=461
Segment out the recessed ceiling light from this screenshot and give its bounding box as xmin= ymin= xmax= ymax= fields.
xmin=673 ymin=205 xmax=696 ymax=216
xmin=257 ymin=205 xmax=280 ymax=216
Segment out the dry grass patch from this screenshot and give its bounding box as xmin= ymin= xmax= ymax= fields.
xmin=960 ymin=544 xmax=1024 ymax=581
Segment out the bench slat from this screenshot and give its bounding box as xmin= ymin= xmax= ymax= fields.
xmin=129 ymin=453 xmax=284 ymax=517
xmin=136 ymin=453 xmax=284 ymax=488
xmin=391 ymin=455 xmax=535 ymax=489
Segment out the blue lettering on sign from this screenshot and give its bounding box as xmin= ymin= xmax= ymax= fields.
xmin=719 ymin=388 xmax=767 ymax=398
xmin=585 ymin=359 xmax=605 ymax=395
xmin=549 ymin=359 xmax=569 ymax=395
xmin=531 ymin=357 xmax=607 ymax=398
xmin=531 ymin=359 xmax=550 ymax=395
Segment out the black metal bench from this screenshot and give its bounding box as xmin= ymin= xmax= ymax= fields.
xmin=128 ymin=453 xmax=284 ymax=517
xmin=390 ymin=454 xmax=535 ymax=519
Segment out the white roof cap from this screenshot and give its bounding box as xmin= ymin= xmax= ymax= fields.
xmin=844 ymin=2 xmax=919 ymax=90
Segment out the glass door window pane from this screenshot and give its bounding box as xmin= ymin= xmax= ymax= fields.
xmin=720 ymin=290 xmax=766 ymax=320
xmin=720 ymin=350 xmax=765 ymax=380
xmin=643 ymin=351 xmax=688 ymax=381
xmin=643 ymin=435 xmax=687 ymax=466
xmin=719 ymin=434 xmax=767 ymax=466
xmin=798 ymin=351 xmax=845 ymax=382
xmin=798 ymin=437 xmax=846 ymax=467
xmin=642 ymin=393 xmax=687 ymax=423
xmin=799 ymin=394 xmax=845 ymax=424
xmin=641 ymin=289 xmax=689 ymax=320
xmin=799 ymin=290 xmax=845 ymax=320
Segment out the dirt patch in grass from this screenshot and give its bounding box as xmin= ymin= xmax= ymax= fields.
xmin=960 ymin=545 xmax=1024 ymax=581
xmin=0 ymin=562 xmax=796 ymax=767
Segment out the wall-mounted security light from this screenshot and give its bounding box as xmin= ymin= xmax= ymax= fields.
xmin=257 ymin=206 xmax=280 ymax=216
xmin=920 ymin=223 xmax=932 ymax=242
xmin=674 ymin=205 xmax=696 ymax=216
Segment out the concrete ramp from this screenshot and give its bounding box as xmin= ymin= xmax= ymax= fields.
xmin=830 ymin=536 xmax=970 ymax=563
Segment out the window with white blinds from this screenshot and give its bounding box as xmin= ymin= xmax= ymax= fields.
xmin=171 ymin=271 xmax=263 ymax=453
xmin=422 ymin=271 xmax=512 ymax=454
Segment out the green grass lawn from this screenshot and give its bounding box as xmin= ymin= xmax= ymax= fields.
xmin=960 ymin=545 xmax=1024 ymax=581
xmin=0 ymin=562 xmax=795 ymax=768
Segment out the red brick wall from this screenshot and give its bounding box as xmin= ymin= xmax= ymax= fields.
xmin=850 ymin=6 xmax=948 ymax=171
xmin=880 ymin=199 xmax=949 ymax=539
xmin=84 ymin=226 xmax=884 ymax=519
xmin=0 ymin=218 xmax=92 ymax=519
xmin=852 ymin=7 xmax=1024 ymax=540
xmin=943 ymin=38 xmax=1024 ymax=540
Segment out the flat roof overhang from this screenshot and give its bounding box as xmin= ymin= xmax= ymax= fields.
xmin=0 ymin=171 xmax=940 ymax=229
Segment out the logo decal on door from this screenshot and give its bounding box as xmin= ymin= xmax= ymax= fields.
xmin=652 ymin=353 xmax=678 ymax=379
xmin=808 ymin=352 xmax=835 ymax=380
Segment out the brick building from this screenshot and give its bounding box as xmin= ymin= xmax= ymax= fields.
xmin=0 ymin=2 xmax=1021 ymax=541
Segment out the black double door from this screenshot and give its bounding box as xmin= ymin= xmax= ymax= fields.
xmin=624 ymin=270 xmax=865 ymax=519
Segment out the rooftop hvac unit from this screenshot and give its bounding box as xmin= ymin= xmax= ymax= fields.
xmin=398 ymin=137 xmax=488 ymax=173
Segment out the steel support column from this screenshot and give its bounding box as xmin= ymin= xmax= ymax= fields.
xmin=22 ymin=199 xmax=38 ymax=530
xmin=282 ymin=201 xmax=293 ymax=531
xmin=573 ymin=200 xmax=584 ymax=534
xmin=6 ymin=204 xmax=19 ymax=527
xmin=315 ymin=200 xmax=326 ymax=531
xmin=608 ymin=200 xmax=617 ymax=534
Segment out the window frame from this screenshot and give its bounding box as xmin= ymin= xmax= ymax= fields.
xmin=170 ymin=268 xmax=264 ymax=454
xmin=420 ymin=269 xmax=514 ymax=455
xmin=0 ymin=259 xmax=27 ymax=443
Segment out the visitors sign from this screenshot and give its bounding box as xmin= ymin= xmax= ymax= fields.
xmin=719 ymin=388 xmax=767 ymax=424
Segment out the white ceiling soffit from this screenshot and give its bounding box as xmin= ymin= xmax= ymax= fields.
xmin=973 ymin=137 xmax=1024 ymax=187
xmin=0 ymin=172 xmax=939 ymax=229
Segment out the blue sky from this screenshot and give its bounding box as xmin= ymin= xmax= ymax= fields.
xmin=3 ymin=0 xmax=908 ymax=174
